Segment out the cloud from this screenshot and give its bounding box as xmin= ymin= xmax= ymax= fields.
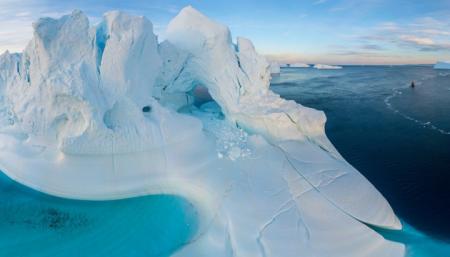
xmin=395 ymin=35 xmax=450 ymax=51
xmin=360 ymin=44 xmax=385 ymax=50
xmin=264 ymin=51 xmax=428 ymax=65
xmin=377 ymin=22 xmax=399 ymax=32
xmin=399 ymin=35 xmax=435 ymax=46
xmin=359 ymin=16 xmax=450 ymax=53
xmin=416 ymin=29 xmax=450 ymax=36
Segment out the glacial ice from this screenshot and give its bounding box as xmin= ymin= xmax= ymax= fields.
xmin=0 ymin=6 xmax=404 ymax=257
xmin=434 ymin=61 xmax=450 ymax=69
xmin=314 ymin=64 xmax=343 ymax=69
xmin=290 ymin=63 xmax=310 ymax=68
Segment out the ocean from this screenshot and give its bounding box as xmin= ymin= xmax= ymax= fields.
xmin=272 ymin=65 xmax=450 ymax=256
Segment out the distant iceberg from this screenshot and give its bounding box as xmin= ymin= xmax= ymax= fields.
xmin=434 ymin=61 xmax=450 ymax=69
xmin=290 ymin=62 xmax=310 ymax=68
xmin=0 ymin=7 xmax=403 ymax=257
xmin=314 ymin=64 xmax=343 ymax=69
xmin=279 ymin=62 xmax=310 ymax=68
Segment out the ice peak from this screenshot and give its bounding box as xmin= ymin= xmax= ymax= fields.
xmin=177 ymin=5 xmax=204 ymax=18
xmin=168 ymin=5 xmax=232 ymax=48
xmin=33 ymin=9 xmax=88 ymax=34
xmin=236 ymin=37 xmax=256 ymax=52
xmin=102 ymin=10 xmax=153 ymax=31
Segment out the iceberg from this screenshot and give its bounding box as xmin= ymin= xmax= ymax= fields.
xmin=290 ymin=62 xmax=310 ymax=68
xmin=434 ymin=61 xmax=450 ymax=69
xmin=0 ymin=7 xmax=404 ymax=257
xmin=279 ymin=63 xmax=310 ymax=68
xmin=314 ymin=64 xmax=343 ymax=69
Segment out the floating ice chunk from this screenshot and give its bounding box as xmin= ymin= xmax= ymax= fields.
xmin=314 ymin=64 xmax=343 ymax=69
xmin=434 ymin=61 xmax=450 ymax=69
xmin=290 ymin=62 xmax=310 ymax=68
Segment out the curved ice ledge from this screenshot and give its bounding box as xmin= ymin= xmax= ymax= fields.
xmin=0 ymin=6 xmax=403 ymax=257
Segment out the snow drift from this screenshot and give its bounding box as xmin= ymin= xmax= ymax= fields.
xmin=0 ymin=7 xmax=403 ymax=257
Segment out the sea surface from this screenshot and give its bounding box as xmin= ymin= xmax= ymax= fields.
xmin=272 ymin=65 xmax=450 ymax=256
xmin=0 ymin=65 xmax=449 ymax=257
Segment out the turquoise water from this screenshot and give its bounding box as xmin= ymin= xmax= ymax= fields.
xmin=0 ymin=172 xmax=197 ymax=257
xmin=373 ymin=223 xmax=450 ymax=257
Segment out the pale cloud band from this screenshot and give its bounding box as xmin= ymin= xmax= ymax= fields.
xmin=1 ymin=0 xmax=450 ymax=65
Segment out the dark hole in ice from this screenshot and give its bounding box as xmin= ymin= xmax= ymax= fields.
xmin=192 ymin=85 xmax=213 ymax=107
xmin=142 ymin=106 xmax=151 ymax=113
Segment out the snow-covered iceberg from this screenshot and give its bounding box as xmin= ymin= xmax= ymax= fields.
xmin=314 ymin=64 xmax=343 ymax=69
xmin=434 ymin=61 xmax=450 ymax=69
xmin=0 ymin=7 xmax=403 ymax=257
xmin=290 ymin=62 xmax=310 ymax=68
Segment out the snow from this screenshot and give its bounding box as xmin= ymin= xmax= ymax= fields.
xmin=0 ymin=7 xmax=404 ymax=257
xmin=434 ymin=61 xmax=450 ymax=69
xmin=314 ymin=64 xmax=343 ymax=69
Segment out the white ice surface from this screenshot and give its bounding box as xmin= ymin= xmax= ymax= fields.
xmin=434 ymin=61 xmax=450 ymax=69
xmin=313 ymin=64 xmax=343 ymax=69
xmin=0 ymin=7 xmax=403 ymax=257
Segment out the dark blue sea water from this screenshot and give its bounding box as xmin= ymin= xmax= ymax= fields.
xmin=272 ymin=65 xmax=450 ymax=256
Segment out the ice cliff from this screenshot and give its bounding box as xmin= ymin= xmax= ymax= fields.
xmin=0 ymin=7 xmax=404 ymax=257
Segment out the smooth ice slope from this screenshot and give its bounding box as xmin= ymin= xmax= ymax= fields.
xmin=0 ymin=7 xmax=403 ymax=257
xmin=434 ymin=61 xmax=450 ymax=69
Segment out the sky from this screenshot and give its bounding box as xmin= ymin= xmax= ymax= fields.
xmin=1 ymin=0 xmax=450 ymax=65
